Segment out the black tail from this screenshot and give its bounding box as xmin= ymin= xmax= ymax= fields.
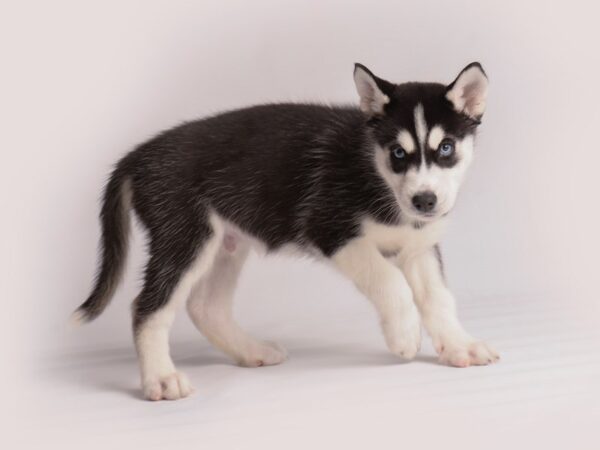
xmin=73 ymin=166 xmax=132 ymax=323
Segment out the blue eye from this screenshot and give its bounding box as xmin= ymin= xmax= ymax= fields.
xmin=392 ymin=146 xmax=406 ymax=159
xmin=438 ymin=141 xmax=455 ymax=156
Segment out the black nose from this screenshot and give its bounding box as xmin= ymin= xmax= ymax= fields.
xmin=411 ymin=191 xmax=437 ymax=213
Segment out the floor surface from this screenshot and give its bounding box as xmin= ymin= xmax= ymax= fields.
xmin=24 ymin=293 xmax=600 ymax=449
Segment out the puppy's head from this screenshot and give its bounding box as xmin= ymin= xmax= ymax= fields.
xmin=354 ymin=63 xmax=488 ymax=223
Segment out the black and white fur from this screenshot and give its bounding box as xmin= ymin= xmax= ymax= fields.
xmin=74 ymin=62 xmax=498 ymax=401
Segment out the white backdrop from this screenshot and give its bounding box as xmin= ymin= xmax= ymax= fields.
xmin=2 ymin=0 xmax=599 ymax=448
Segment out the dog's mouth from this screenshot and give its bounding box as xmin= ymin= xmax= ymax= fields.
xmin=413 ymin=212 xmax=440 ymax=224
xmin=415 ymin=210 xmax=438 ymax=219
xmin=401 ymin=207 xmax=438 ymax=223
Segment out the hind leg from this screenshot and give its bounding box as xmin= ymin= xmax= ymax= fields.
xmin=134 ymin=217 xmax=223 ymax=401
xmin=187 ymin=237 xmax=287 ymax=367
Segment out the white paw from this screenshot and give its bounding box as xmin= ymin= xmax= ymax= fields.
xmin=436 ymin=337 xmax=500 ymax=368
xmin=142 ymin=371 xmax=193 ymax=401
xmin=238 ymin=341 xmax=288 ymax=368
xmin=383 ymin=305 xmax=422 ymax=360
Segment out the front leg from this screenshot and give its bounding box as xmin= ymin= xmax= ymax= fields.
xmin=397 ymin=246 xmax=499 ymax=367
xmin=331 ymin=238 xmax=421 ymax=359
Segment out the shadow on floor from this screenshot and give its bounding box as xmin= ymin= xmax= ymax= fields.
xmin=42 ymin=339 xmax=441 ymax=400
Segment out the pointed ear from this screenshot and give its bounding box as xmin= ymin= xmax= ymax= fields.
xmin=446 ymin=62 xmax=488 ymax=120
xmin=353 ymin=63 xmax=393 ymax=116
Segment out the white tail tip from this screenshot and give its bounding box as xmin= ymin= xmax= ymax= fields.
xmin=69 ymin=309 xmax=87 ymax=328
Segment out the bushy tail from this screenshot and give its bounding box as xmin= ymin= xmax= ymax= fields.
xmin=72 ymin=167 xmax=132 ymax=324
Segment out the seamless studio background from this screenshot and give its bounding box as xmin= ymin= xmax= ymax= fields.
xmin=2 ymin=0 xmax=599 ymax=449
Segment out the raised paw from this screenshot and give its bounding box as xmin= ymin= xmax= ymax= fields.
xmin=143 ymin=371 xmax=193 ymax=401
xmin=237 ymin=341 xmax=288 ymax=368
xmin=437 ymin=338 xmax=499 ymax=368
xmin=383 ymin=305 xmax=422 ymax=360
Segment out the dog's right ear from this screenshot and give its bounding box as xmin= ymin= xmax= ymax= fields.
xmin=353 ymin=63 xmax=394 ymax=116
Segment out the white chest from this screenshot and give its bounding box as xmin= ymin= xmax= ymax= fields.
xmin=361 ymin=218 xmax=448 ymax=258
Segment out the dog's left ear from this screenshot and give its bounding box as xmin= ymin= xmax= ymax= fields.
xmin=353 ymin=63 xmax=394 ymax=116
xmin=446 ymin=62 xmax=488 ymax=120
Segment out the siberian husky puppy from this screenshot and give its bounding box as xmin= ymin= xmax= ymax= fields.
xmin=74 ymin=62 xmax=498 ymax=400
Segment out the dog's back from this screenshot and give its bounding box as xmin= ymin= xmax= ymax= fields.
xmin=123 ymin=103 xmax=395 ymax=252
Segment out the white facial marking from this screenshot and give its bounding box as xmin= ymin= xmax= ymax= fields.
xmin=413 ymin=104 xmax=428 ymax=154
xmin=405 ymin=135 xmax=474 ymax=214
xmin=397 ymin=129 xmax=416 ymax=154
xmin=428 ymin=126 xmax=445 ymax=150
xmin=374 ymin=130 xmax=475 ymax=223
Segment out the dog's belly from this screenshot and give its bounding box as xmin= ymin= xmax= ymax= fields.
xmin=215 ymin=213 xmax=322 ymax=259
